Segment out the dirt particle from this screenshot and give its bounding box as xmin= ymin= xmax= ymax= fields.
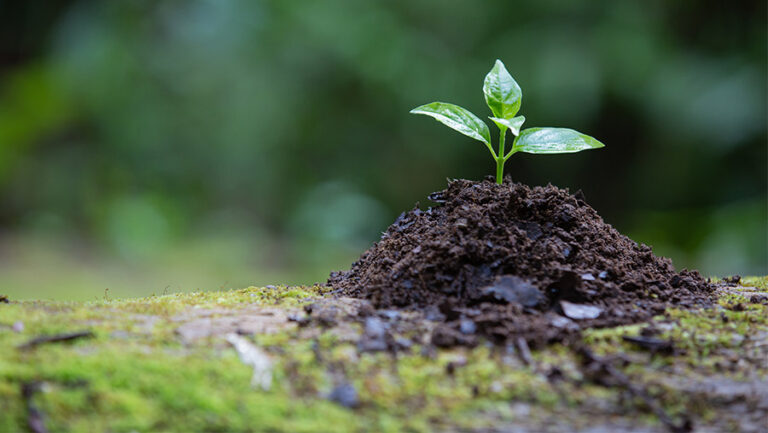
xmin=431 ymin=325 xmax=475 ymax=348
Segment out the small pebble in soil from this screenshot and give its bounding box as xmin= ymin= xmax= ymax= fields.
xmin=424 ymin=306 xmax=446 ymax=322
xmin=459 ymin=318 xmax=477 ymax=335
xmin=481 ymin=276 xmax=544 ymax=307
xmin=394 ymin=337 xmax=412 ymax=349
xmin=364 ymin=317 xmax=387 ymax=338
xmin=550 ymin=316 xmax=579 ymax=330
xmin=560 ymin=301 xmax=602 ymax=320
xmin=358 ymin=317 xmax=390 ymax=352
xmin=328 ymin=383 xmax=359 ymax=408
xmin=12 ymin=321 xmax=24 ymax=333
xmin=287 ymin=314 xmax=310 ymax=326
xmin=378 ymin=310 xmax=400 ymax=321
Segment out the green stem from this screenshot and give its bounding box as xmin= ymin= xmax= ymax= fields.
xmin=495 ymin=127 xmax=507 ymax=184
xmin=503 ymin=135 xmax=519 ymax=161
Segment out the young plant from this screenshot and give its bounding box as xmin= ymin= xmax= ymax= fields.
xmin=411 ymin=59 xmax=604 ymax=184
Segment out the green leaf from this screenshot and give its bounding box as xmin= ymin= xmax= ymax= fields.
xmin=483 ymin=60 xmax=522 ymax=119
xmin=489 ymin=115 xmax=526 ymax=136
xmin=513 ymin=127 xmax=605 ymax=154
xmin=410 ymin=102 xmax=491 ymax=144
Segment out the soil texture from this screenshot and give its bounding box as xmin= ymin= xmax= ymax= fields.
xmin=329 ymin=177 xmax=714 ymax=346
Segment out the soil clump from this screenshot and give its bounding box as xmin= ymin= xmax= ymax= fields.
xmin=328 ymin=177 xmax=713 ymax=346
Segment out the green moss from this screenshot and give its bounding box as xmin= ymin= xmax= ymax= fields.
xmin=581 ymin=279 xmax=767 ymax=424
xmin=742 ymin=275 xmax=768 ymax=290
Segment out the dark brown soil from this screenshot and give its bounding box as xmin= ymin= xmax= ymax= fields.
xmin=328 ymin=177 xmax=714 ymax=346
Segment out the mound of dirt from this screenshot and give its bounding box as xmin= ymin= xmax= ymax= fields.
xmin=329 ymin=177 xmax=714 ymax=346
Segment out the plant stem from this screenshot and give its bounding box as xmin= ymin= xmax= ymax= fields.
xmin=495 ymin=127 xmax=507 ymax=184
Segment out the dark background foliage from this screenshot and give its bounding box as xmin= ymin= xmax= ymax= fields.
xmin=0 ymin=0 xmax=765 ymax=299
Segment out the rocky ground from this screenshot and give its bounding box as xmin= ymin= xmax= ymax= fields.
xmin=0 ymin=277 xmax=766 ymax=432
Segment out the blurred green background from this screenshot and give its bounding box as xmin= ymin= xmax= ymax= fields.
xmin=0 ymin=0 xmax=766 ymax=300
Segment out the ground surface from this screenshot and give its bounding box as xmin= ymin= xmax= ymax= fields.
xmin=0 ymin=277 xmax=766 ymax=433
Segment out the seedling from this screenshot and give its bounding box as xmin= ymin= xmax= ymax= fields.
xmin=411 ymin=59 xmax=604 ymax=184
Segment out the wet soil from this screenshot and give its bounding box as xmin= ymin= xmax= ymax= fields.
xmin=329 ymin=177 xmax=714 ymax=347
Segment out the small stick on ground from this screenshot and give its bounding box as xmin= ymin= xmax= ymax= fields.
xmin=17 ymin=331 xmax=94 ymax=351
xmin=515 ymin=337 xmax=533 ymax=366
xmin=21 ymin=382 xmax=48 ymax=433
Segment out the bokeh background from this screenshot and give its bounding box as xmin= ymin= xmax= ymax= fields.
xmin=1 ymin=0 xmax=766 ymax=300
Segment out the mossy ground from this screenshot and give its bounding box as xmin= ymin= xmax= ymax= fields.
xmin=1 ymin=277 xmax=766 ymax=432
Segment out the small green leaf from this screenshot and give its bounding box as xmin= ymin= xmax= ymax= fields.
xmin=483 ymin=60 xmax=522 ymax=119
xmin=513 ymin=127 xmax=605 ymax=154
xmin=489 ymin=115 xmax=526 ymax=136
xmin=410 ymin=102 xmax=491 ymax=144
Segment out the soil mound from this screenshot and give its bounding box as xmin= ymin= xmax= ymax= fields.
xmin=329 ymin=177 xmax=714 ymax=345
